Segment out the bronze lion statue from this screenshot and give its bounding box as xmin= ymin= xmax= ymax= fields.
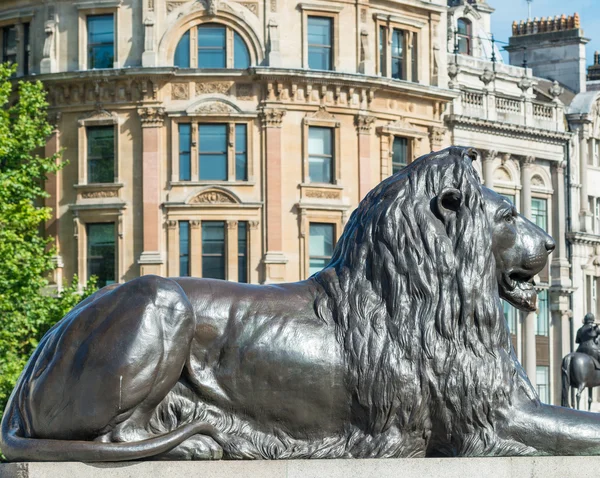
xmin=2 ymin=146 xmax=596 ymax=462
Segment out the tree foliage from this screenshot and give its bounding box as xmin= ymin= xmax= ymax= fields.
xmin=0 ymin=63 xmax=96 ymax=415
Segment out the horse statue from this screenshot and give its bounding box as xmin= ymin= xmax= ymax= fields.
xmin=562 ymin=313 xmax=600 ymax=410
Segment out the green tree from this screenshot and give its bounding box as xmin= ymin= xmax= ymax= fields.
xmin=0 ymin=63 xmax=96 ymax=415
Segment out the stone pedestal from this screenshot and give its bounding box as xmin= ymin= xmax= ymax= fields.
xmin=3 ymin=457 xmax=600 ymax=478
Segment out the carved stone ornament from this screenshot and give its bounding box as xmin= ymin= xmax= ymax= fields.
xmin=483 ymin=150 xmax=497 ymax=162
xmin=522 ymin=155 xmax=536 ymax=167
xmin=549 ymin=80 xmax=564 ymax=100
xmin=195 ymin=81 xmax=233 ymax=95
xmin=166 ymin=1 xmax=188 ymax=13
xmin=189 ymin=190 xmax=237 ymax=204
xmin=138 ymin=106 xmax=166 ymax=127
xmin=355 ymin=114 xmax=376 ymax=134
xmin=518 ymin=75 xmax=534 ymax=93
xmin=194 ymin=102 xmax=235 ymax=114
xmin=531 ymin=175 xmax=544 ymax=187
xmin=260 ymin=108 xmax=286 ymax=128
xmin=306 ymin=105 xmax=338 ymax=124
xmin=305 ymin=189 xmax=341 ymax=200
xmin=479 ymin=67 xmax=495 ymax=87
xmin=238 ymin=2 xmax=258 ymax=14
xmin=447 ymin=61 xmax=459 ymax=80
xmin=236 ymin=84 xmax=253 ymax=100
xmin=172 ymin=83 xmax=189 ymax=100
xmin=7 ymin=147 xmax=595 ymax=462
xmin=428 ymin=126 xmax=446 ymax=149
xmin=167 ymin=220 xmax=178 ymax=229
xmin=81 ymin=190 xmax=119 ymax=199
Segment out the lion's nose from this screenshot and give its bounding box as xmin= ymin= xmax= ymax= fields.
xmin=545 ymin=237 xmax=556 ymax=253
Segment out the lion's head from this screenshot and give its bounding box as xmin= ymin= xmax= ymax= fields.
xmin=314 ymin=146 xmax=546 ymax=455
xmin=483 ymin=187 xmax=555 ymax=312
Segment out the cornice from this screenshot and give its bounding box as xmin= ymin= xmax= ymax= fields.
xmin=567 ymin=231 xmax=600 ymax=245
xmin=445 ymin=114 xmax=572 ymax=142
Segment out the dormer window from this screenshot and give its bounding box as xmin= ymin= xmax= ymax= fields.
xmin=457 ymin=18 xmax=472 ymax=55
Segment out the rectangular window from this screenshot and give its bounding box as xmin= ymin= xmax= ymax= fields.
xmin=379 ymin=25 xmax=386 ymax=76
xmin=198 ymin=25 xmax=226 ymax=68
xmin=87 ymin=223 xmax=116 ymax=288
xmin=392 ymin=137 xmax=408 ymax=174
xmin=308 ymin=16 xmax=332 ymax=70
xmin=503 ymin=301 xmax=518 ymax=334
xmin=411 ymin=32 xmax=418 ymax=83
xmin=531 ymin=198 xmax=548 ymax=232
xmin=87 ymin=14 xmax=114 ymax=69
xmin=2 ymin=25 xmax=17 ymax=65
xmin=23 ymin=23 xmax=30 ymax=75
xmin=595 ymin=198 xmax=600 ymax=235
xmin=235 ymin=124 xmax=247 ymax=181
xmin=309 ymin=223 xmax=334 ymax=276
xmin=87 ymin=126 xmax=115 ymax=184
xmin=199 ymin=124 xmax=227 ymax=180
xmin=536 ymin=365 xmax=550 ymax=404
xmin=536 ymin=289 xmax=549 ymax=336
xmin=179 ymin=221 xmax=190 ymax=277
xmin=179 ymin=124 xmax=191 ymax=181
xmin=391 ymin=28 xmax=404 ymax=80
xmin=501 ymin=193 xmax=516 ymax=206
xmin=308 ymin=126 xmax=333 ymax=183
xmin=238 ymin=221 xmax=248 ymax=283
xmin=202 ymin=221 xmax=225 ymax=280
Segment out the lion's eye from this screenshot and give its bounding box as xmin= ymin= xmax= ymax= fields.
xmin=504 ymin=214 xmax=514 ymax=224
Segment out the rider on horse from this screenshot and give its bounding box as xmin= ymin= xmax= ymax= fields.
xmin=576 ymin=313 xmax=600 ymax=367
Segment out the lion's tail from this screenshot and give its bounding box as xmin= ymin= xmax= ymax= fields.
xmin=561 ymin=353 xmax=572 ymax=408
xmin=0 ymin=403 xmax=222 ymax=462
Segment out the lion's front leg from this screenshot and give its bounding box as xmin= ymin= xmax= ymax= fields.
xmin=499 ymin=401 xmax=600 ymax=455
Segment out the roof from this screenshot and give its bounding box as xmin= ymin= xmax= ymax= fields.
xmin=567 ymin=90 xmax=600 ymax=115
xmin=534 ymin=78 xmax=577 ymax=106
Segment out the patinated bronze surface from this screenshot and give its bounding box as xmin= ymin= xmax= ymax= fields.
xmin=562 ymin=314 xmax=600 ymax=410
xmin=2 ymin=146 xmax=599 ymax=461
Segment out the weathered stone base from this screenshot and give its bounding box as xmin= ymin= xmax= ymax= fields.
xmin=1 ymin=457 xmax=598 ymax=478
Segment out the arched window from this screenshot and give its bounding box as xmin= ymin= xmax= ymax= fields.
xmin=457 ymin=18 xmax=472 ymax=55
xmin=174 ymin=23 xmax=251 ymax=69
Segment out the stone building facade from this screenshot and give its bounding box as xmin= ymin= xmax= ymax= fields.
xmin=0 ymin=0 xmax=453 ymax=288
xmin=446 ymin=1 xmax=575 ymax=405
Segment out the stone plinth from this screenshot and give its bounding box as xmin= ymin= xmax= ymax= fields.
xmin=1 ymin=457 xmax=599 ymax=478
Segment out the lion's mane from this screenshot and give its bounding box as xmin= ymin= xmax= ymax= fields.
xmin=315 ymin=147 xmax=531 ymax=457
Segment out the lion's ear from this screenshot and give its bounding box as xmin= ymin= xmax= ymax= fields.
xmin=437 ymin=188 xmax=463 ymax=219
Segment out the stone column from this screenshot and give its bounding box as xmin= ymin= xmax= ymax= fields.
xmin=226 ymin=220 xmax=238 ymax=282
xmin=248 ymin=220 xmax=260 ymax=283
xmin=521 ymin=156 xmax=534 ymax=219
xmin=551 ymin=161 xmax=571 ymax=287
xmin=580 ymin=126 xmax=590 ymax=226
xmin=551 ymin=298 xmax=572 ymax=404
xmin=356 ymin=114 xmax=376 ymax=200
xmin=137 ymin=106 xmax=166 ymax=276
xmin=482 ymin=150 xmax=496 ymax=188
xmin=45 ymin=113 xmax=63 ymax=289
xmin=166 ymin=220 xmax=178 ymax=277
xmin=521 ymin=155 xmax=536 ymax=386
xmin=190 ymin=220 xmax=201 ymax=277
xmin=261 ymin=108 xmax=288 ymax=283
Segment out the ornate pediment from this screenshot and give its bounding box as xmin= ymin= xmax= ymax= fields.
xmin=306 ymin=105 xmax=337 ymax=122
xmin=77 ymin=108 xmax=118 ymax=126
xmin=187 ymin=99 xmax=242 ymax=115
xmin=379 ymin=116 xmax=426 ymax=137
xmin=187 ymin=188 xmax=240 ymax=205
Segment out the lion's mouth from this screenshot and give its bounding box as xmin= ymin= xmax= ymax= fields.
xmin=499 ymin=270 xmax=537 ymax=312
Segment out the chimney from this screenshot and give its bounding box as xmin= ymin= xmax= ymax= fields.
xmin=505 ymin=12 xmax=589 ymax=93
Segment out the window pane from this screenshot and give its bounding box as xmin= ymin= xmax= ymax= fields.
xmin=308 ymin=127 xmax=333 ymax=183
xmin=87 ymin=126 xmax=114 ymax=183
xmin=238 ymin=221 xmax=247 ymax=283
xmin=531 ymin=198 xmax=548 ymax=232
xmin=233 ymin=32 xmax=250 ymax=68
xmin=536 ymin=366 xmax=550 ymax=403
xmin=174 ymin=30 xmax=191 ymax=67
xmin=308 ymin=17 xmax=332 ymax=70
xmin=379 ymin=26 xmax=385 ymax=75
xmin=503 ymin=301 xmax=517 ymax=334
xmin=536 ymin=289 xmax=549 ymax=336
xmin=199 ymin=124 xmax=227 ymax=180
xmin=2 ymin=25 xmax=17 ymax=65
xmin=179 ymin=124 xmax=191 ymax=181
xmin=309 ymin=223 xmax=334 ymax=275
xmin=457 ymin=18 xmax=471 ymax=55
xmin=392 ymin=137 xmax=408 ymax=174
xmin=179 ymin=221 xmax=190 ymax=277
xmin=501 ymin=193 xmax=515 ymax=205
xmin=88 ymin=15 xmax=114 ymax=69
xmin=198 ymin=25 xmax=226 ymax=68
xmin=411 ymin=33 xmax=418 ymax=83
xmin=23 ymin=23 xmax=30 ymax=75
xmin=87 ymin=223 xmax=116 ymax=288
xmin=202 ymin=222 xmax=225 ymax=280
xmin=391 ymin=29 xmax=404 ymax=80
xmin=235 ymin=124 xmax=247 ymax=181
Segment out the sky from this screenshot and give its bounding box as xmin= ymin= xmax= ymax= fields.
xmin=489 ymin=0 xmax=600 ymax=65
